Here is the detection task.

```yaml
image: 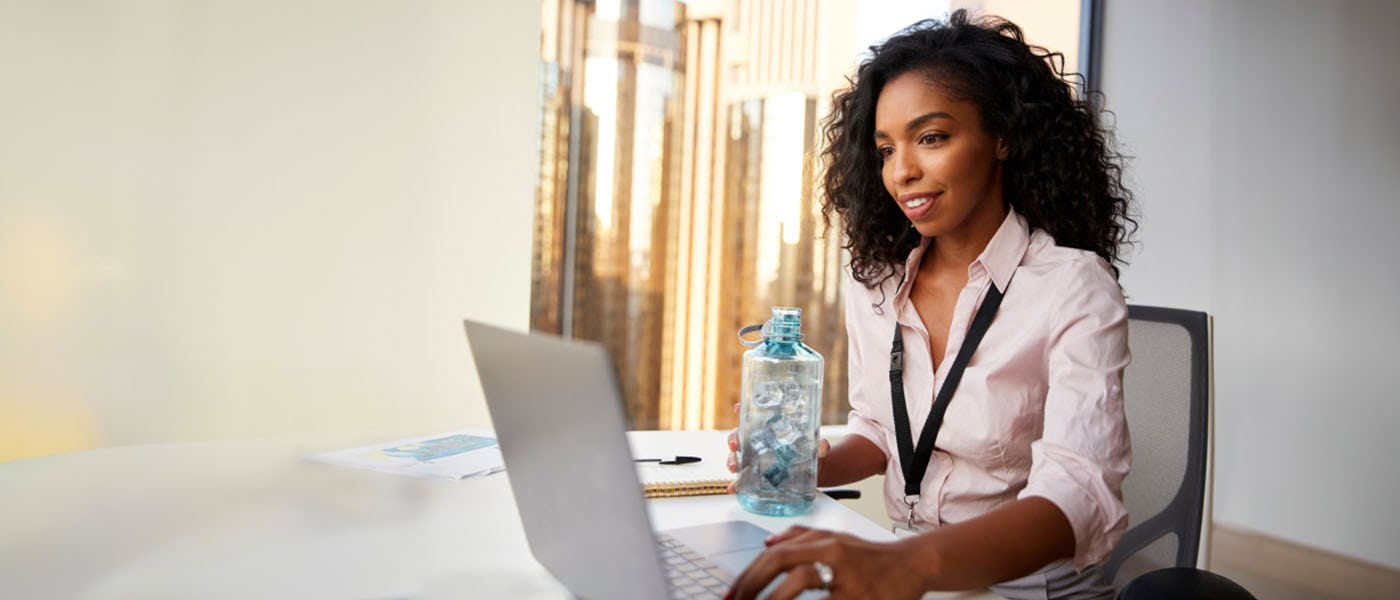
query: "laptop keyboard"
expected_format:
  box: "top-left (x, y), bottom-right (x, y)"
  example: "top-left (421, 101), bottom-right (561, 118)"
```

top-left (657, 532), bottom-right (733, 599)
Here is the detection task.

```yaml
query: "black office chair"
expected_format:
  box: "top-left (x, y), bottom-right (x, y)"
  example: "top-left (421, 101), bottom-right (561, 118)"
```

top-left (1109, 306), bottom-right (1253, 600)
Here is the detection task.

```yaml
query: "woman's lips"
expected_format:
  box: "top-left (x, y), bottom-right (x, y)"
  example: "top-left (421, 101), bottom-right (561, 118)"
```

top-left (899, 192), bottom-right (940, 221)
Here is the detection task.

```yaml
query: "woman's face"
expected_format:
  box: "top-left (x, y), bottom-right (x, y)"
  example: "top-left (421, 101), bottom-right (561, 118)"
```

top-left (874, 72), bottom-right (1006, 239)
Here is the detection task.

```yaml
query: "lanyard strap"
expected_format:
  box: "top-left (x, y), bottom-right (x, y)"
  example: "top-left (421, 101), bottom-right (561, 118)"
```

top-left (889, 283), bottom-right (1004, 499)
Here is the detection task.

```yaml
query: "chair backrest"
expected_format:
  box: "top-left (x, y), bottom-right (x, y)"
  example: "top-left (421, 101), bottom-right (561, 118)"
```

top-left (1104, 306), bottom-right (1212, 587)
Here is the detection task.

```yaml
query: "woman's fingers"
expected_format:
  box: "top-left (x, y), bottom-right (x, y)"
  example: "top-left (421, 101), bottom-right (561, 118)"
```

top-left (730, 532), bottom-right (845, 600)
top-left (731, 531), bottom-right (915, 600)
top-left (727, 402), bottom-right (741, 493)
top-left (727, 428), bottom-right (739, 477)
top-left (729, 539), bottom-right (824, 600)
top-left (764, 525), bottom-right (812, 546)
top-left (757, 563), bottom-right (826, 600)
top-left (817, 438), bottom-right (830, 459)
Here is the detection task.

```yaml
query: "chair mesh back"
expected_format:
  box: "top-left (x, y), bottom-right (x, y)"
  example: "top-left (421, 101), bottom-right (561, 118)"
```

top-left (1118, 320), bottom-right (1192, 580)
top-left (1105, 307), bottom-right (1210, 588)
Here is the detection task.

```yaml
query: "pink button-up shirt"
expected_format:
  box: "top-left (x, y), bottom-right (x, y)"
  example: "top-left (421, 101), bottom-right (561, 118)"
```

top-left (843, 208), bottom-right (1131, 569)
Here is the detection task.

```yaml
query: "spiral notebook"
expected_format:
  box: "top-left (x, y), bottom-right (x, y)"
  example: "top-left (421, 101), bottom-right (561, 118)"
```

top-left (635, 461), bottom-right (735, 498)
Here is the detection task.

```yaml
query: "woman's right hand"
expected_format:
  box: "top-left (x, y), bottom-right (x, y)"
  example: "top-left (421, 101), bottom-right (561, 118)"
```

top-left (726, 403), bottom-right (741, 494)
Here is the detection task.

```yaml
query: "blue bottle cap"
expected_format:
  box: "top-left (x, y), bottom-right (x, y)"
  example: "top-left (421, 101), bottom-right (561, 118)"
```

top-left (767, 307), bottom-right (802, 340)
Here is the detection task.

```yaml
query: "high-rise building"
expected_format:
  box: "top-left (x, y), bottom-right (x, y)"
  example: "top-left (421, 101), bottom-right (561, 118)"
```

top-left (667, 0), bottom-right (857, 430)
top-left (535, 0), bottom-right (685, 428)
top-left (534, 0), bottom-right (859, 430)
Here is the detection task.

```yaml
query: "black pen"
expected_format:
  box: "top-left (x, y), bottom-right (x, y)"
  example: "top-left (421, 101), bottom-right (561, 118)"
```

top-left (633, 455), bottom-right (702, 465)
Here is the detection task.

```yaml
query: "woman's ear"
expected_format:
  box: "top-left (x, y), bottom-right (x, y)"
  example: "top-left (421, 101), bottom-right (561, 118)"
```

top-left (996, 139), bottom-right (1009, 160)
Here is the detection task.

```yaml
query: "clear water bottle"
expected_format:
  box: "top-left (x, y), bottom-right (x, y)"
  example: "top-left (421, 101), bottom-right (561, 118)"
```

top-left (736, 307), bottom-right (824, 516)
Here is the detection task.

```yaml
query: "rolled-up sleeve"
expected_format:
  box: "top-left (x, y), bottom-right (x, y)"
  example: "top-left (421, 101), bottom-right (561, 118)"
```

top-left (843, 275), bottom-right (891, 460)
top-left (1018, 258), bottom-right (1132, 570)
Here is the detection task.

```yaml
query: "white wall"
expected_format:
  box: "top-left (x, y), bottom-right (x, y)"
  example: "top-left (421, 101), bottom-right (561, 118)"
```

top-left (0, 0), bottom-right (539, 460)
top-left (1103, 0), bottom-right (1400, 569)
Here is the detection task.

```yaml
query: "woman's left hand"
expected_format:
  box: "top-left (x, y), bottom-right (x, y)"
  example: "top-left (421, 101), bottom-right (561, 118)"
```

top-left (726, 525), bottom-right (930, 600)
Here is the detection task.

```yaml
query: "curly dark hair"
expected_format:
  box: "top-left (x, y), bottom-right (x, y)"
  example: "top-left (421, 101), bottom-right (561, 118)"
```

top-left (821, 9), bottom-right (1136, 290)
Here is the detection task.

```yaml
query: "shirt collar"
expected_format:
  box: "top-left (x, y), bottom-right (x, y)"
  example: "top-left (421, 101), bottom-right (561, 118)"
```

top-left (896, 206), bottom-right (1030, 299)
top-left (894, 236), bottom-right (931, 304)
top-left (975, 206), bottom-right (1030, 292)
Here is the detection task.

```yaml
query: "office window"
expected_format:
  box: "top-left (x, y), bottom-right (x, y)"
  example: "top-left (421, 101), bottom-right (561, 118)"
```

top-left (532, 0), bottom-right (1091, 430)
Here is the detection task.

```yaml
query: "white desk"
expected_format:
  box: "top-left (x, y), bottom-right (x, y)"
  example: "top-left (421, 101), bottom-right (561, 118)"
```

top-left (0, 430), bottom-right (993, 599)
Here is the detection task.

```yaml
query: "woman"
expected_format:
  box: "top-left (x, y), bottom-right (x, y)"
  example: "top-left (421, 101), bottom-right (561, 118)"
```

top-left (725, 10), bottom-right (1136, 600)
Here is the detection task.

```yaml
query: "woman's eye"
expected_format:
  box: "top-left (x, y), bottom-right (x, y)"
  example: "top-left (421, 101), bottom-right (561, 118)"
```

top-left (877, 146), bottom-right (894, 158)
top-left (919, 133), bottom-right (947, 144)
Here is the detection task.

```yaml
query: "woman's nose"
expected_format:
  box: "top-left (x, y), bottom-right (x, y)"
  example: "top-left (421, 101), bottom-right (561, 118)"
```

top-left (891, 150), bottom-right (921, 184)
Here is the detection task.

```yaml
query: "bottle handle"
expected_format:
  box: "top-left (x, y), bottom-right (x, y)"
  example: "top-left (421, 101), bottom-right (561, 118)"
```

top-left (738, 322), bottom-right (766, 348)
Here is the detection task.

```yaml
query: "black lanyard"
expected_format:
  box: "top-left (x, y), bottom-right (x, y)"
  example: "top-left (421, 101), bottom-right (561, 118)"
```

top-left (889, 283), bottom-right (1004, 502)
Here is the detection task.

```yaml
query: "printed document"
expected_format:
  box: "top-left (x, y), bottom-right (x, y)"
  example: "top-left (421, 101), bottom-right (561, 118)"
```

top-left (308, 429), bottom-right (504, 480)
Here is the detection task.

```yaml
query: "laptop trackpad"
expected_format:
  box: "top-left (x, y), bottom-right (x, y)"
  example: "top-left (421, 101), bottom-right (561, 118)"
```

top-left (663, 520), bottom-right (770, 575)
top-left (668, 521), bottom-right (828, 598)
top-left (707, 546), bottom-right (764, 576)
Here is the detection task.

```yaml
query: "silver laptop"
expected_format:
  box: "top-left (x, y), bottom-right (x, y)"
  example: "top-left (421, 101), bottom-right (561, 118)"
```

top-left (465, 320), bottom-right (773, 600)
